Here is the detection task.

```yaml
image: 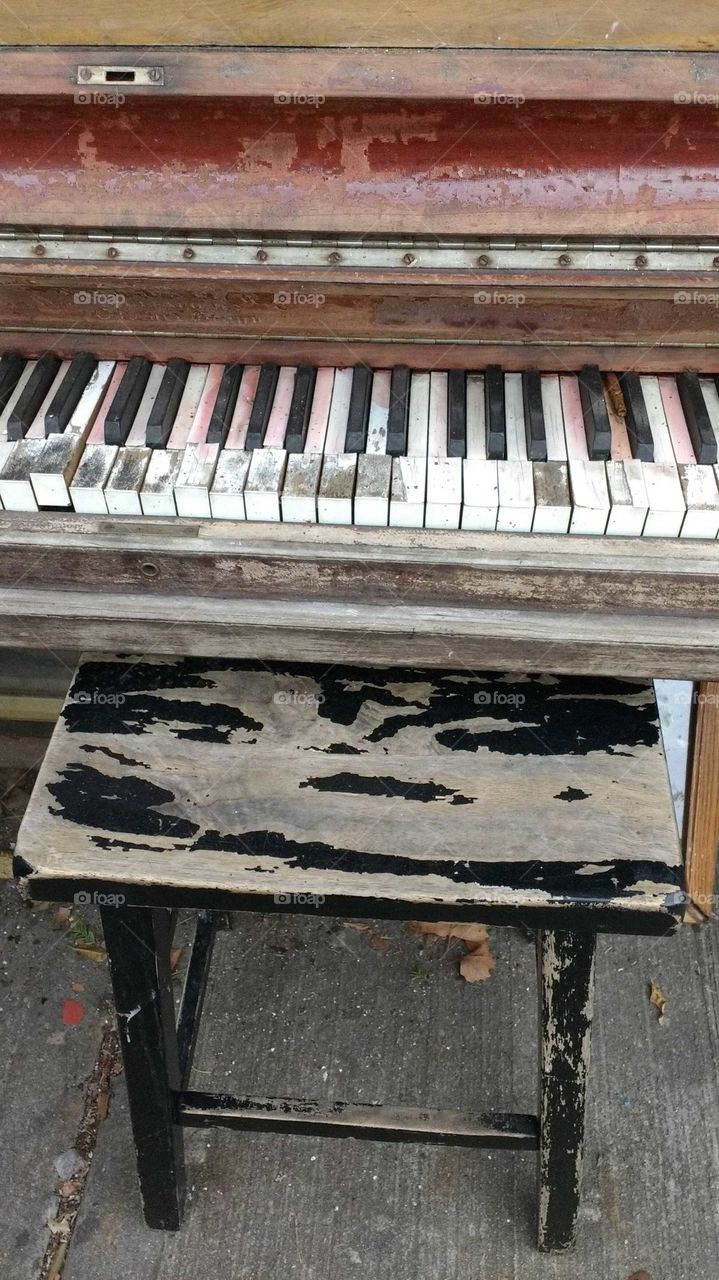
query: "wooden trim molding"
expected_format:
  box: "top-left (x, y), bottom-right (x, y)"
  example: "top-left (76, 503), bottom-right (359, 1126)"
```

top-left (683, 682), bottom-right (719, 914)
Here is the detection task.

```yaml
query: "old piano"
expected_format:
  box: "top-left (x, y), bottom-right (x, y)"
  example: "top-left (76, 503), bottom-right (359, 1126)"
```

top-left (0, 3), bottom-right (718, 905)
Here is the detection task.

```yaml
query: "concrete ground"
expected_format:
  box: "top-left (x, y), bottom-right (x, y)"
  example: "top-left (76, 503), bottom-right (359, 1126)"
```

top-left (1, 665), bottom-right (717, 1280)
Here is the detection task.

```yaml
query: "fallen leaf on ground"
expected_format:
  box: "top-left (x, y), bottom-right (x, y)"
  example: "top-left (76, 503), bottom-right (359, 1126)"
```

top-left (61, 999), bottom-right (85, 1027)
top-left (57, 1179), bottom-right (78, 1198)
top-left (368, 933), bottom-right (391, 952)
top-left (627, 1271), bottom-right (653, 1280)
top-left (72, 944), bottom-right (106, 964)
top-left (344, 922), bottom-right (370, 932)
top-left (648, 981), bottom-right (666, 1024)
top-left (55, 906), bottom-right (72, 926)
top-left (170, 947), bottom-right (183, 971)
top-left (408, 920), bottom-right (495, 983)
top-left (70, 982), bottom-right (84, 993)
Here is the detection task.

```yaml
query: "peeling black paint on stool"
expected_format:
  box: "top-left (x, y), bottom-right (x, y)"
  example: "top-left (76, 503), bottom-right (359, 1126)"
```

top-left (298, 772), bottom-right (475, 804)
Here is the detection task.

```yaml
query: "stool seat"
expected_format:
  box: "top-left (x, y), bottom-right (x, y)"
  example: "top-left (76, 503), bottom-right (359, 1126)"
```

top-left (16, 656), bottom-right (682, 931)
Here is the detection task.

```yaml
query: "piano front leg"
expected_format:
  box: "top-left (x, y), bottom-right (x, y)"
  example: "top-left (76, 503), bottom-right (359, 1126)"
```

top-left (683, 682), bottom-right (719, 916)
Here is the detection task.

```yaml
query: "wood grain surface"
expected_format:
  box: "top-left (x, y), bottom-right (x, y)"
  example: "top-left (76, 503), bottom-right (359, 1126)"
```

top-left (16, 658), bottom-right (681, 918)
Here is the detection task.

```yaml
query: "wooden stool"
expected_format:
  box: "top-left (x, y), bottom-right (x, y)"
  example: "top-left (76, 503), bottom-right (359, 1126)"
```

top-left (14, 656), bottom-right (684, 1252)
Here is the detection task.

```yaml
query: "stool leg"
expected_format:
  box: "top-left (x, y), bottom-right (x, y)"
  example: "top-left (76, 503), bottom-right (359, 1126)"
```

top-left (101, 905), bottom-right (185, 1229)
top-left (537, 929), bottom-right (596, 1252)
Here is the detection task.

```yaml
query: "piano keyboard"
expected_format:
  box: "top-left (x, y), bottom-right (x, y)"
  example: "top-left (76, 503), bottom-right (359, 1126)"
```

top-left (1, 352), bottom-right (719, 538)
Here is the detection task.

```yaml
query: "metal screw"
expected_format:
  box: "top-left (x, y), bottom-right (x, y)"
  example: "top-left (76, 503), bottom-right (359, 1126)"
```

top-left (147, 67), bottom-right (163, 83)
top-left (32, 243), bottom-right (45, 256)
top-left (256, 249), bottom-right (268, 262)
top-left (182, 246), bottom-right (195, 260)
top-left (477, 254), bottom-right (491, 267)
top-left (403, 252), bottom-right (416, 265)
top-left (635, 254), bottom-right (648, 268)
top-left (328, 251), bottom-right (342, 264)
top-left (558, 253), bottom-right (572, 267)
top-left (78, 66), bottom-right (92, 82)
top-left (107, 246), bottom-right (119, 258)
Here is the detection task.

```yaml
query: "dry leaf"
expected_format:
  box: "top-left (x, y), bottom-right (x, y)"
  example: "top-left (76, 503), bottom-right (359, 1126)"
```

top-left (57, 1179), bottom-right (78, 1198)
top-left (70, 982), bottom-right (84, 993)
top-left (648, 981), bottom-right (666, 1024)
top-left (627, 1271), bottom-right (653, 1280)
top-left (55, 906), bottom-right (72, 926)
top-left (345, 922), bottom-right (370, 932)
top-left (368, 933), bottom-right (391, 953)
top-left (407, 921), bottom-right (489, 946)
top-left (459, 943), bottom-right (496, 983)
top-left (97, 1088), bottom-right (110, 1121)
top-left (73, 944), bottom-right (106, 964)
top-left (170, 947), bottom-right (183, 972)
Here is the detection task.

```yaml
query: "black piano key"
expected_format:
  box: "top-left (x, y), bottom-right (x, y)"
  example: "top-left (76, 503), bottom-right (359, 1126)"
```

top-left (618, 371), bottom-right (654, 461)
top-left (206, 362), bottom-right (243, 446)
top-left (245, 363), bottom-right (280, 450)
top-left (521, 370), bottom-right (547, 461)
top-left (104, 356), bottom-right (152, 445)
top-left (484, 365), bottom-right (506, 459)
top-left (577, 364), bottom-right (612, 461)
top-left (344, 364), bottom-right (373, 452)
top-left (677, 373), bottom-right (718, 465)
top-left (0, 352), bottom-right (26, 416)
top-left (447, 369), bottom-right (467, 459)
top-left (44, 351), bottom-right (97, 435)
top-left (284, 364), bottom-right (316, 452)
top-left (386, 365), bottom-right (411, 456)
top-left (146, 358), bottom-right (191, 447)
top-left (7, 353), bottom-right (61, 440)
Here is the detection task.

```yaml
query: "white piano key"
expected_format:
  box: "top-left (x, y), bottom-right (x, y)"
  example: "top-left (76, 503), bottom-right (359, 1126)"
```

top-left (105, 446), bottom-right (152, 515)
top-left (365, 370), bottom-right (391, 454)
top-left (0, 440), bottom-right (15, 504)
top-left (639, 375), bottom-right (676, 464)
top-left (425, 456), bottom-right (462, 529)
top-left (427, 372), bottom-right (448, 458)
top-left (304, 368), bottom-right (334, 454)
top-left (281, 453), bottom-right (322, 523)
top-left (174, 442), bottom-right (220, 518)
top-left (354, 453), bottom-right (391, 525)
top-left (225, 365), bottom-right (260, 450)
top-left (560, 375), bottom-right (588, 461)
top-left (390, 456), bottom-right (426, 528)
top-left (407, 372), bottom-right (430, 456)
top-left (69, 443), bottom-right (118, 513)
top-left (606, 461), bottom-right (648, 536)
top-left (657, 376), bottom-right (696, 464)
top-left (128, 362), bottom-right (166, 445)
top-left (531, 461), bottom-right (571, 533)
top-left (642, 462), bottom-right (686, 537)
top-left (0, 438), bottom-right (45, 509)
top-left (30, 427), bottom-right (87, 507)
top-left (462, 458), bottom-right (498, 530)
top-left (263, 366), bottom-right (296, 448)
top-left (208, 449), bottom-right (251, 520)
top-left (86, 361), bottom-right (128, 444)
top-left (540, 375), bottom-right (567, 461)
top-left (244, 447), bottom-right (287, 521)
top-left (318, 453), bottom-right (356, 525)
top-left (27, 360), bottom-right (72, 440)
top-left (497, 459), bottom-right (534, 532)
top-left (678, 463), bottom-right (719, 539)
top-left (166, 364), bottom-right (210, 448)
top-left (324, 368), bottom-right (353, 453)
top-left (465, 374), bottom-right (486, 459)
top-left (70, 360), bottom-right (116, 430)
top-left (141, 449), bottom-right (183, 517)
top-left (504, 373), bottom-right (527, 460)
top-left (568, 459), bottom-right (610, 535)
top-left (0, 361), bottom-right (37, 439)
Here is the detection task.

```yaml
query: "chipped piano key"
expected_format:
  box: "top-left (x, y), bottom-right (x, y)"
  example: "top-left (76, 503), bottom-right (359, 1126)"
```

top-left (209, 449), bottom-right (252, 520)
top-left (354, 452), bottom-right (392, 526)
top-left (461, 458), bottom-right (498, 531)
top-left (568, 459), bottom-right (610, 535)
top-left (69, 443), bottom-right (118, 514)
top-left (140, 449), bottom-right (184, 517)
top-left (0, 438), bottom-right (47, 509)
top-left (243, 447), bottom-right (287, 521)
top-left (30, 427), bottom-right (89, 507)
top-left (531, 460), bottom-right (572, 533)
top-left (105, 446), bottom-right (152, 515)
top-left (496, 458), bottom-right (534, 532)
top-left (281, 453), bottom-right (322, 523)
top-left (318, 452), bottom-right (356, 525)
top-left (389, 455), bottom-right (426, 528)
top-left (605, 460), bottom-right (648, 536)
top-left (678, 463), bottom-right (719, 538)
